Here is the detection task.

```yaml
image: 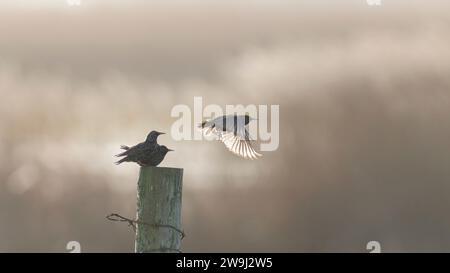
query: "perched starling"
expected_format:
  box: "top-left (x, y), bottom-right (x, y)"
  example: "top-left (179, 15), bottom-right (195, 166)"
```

top-left (199, 114), bottom-right (262, 160)
top-left (141, 145), bottom-right (173, 166)
top-left (115, 130), bottom-right (162, 157)
top-left (115, 131), bottom-right (172, 166)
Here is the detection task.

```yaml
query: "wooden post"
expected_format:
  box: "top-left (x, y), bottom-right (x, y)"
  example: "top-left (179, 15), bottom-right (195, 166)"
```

top-left (135, 166), bottom-right (183, 253)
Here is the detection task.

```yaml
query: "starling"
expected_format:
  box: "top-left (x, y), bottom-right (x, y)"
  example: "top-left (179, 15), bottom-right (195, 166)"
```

top-left (199, 114), bottom-right (262, 160)
top-left (115, 130), bottom-right (162, 157)
top-left (115, 131), bottom-right (173, 166)
top-left (142, 145), bottom-right (173, 166)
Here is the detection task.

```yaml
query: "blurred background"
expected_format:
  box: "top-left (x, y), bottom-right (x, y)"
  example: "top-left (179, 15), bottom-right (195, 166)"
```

top-left (1, 0), bottom-right (450, 252)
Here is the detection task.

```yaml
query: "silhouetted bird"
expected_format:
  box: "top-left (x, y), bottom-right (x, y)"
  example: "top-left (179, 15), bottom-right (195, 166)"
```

top-left (199, 114), bottom-right (262, 160)
top-left (115, 131), bottom-right (173, 166)
top-left (142, 145), bottom-right (173, 166)
top-left (116, 130), bottom-right (162, 157)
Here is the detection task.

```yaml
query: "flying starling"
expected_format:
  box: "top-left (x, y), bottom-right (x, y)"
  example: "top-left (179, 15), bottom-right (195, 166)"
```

top-left (115, 131), bottom-right (173, 166)
top-left (199, 114), bottom-right (262, 160)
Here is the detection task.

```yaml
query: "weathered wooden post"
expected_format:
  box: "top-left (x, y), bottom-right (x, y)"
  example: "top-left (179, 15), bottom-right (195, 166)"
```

top-left (135, 166), bottom-right (183, 253)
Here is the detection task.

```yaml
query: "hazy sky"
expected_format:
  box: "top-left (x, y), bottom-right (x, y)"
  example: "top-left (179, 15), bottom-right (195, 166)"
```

top-left (1, 0), bottom-right (450, 252)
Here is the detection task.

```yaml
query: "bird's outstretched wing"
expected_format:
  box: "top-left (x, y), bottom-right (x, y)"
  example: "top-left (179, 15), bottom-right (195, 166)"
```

top-left (220, 128), bottom-right (262, 160)
top-left (199, 116), bottom-right (262, 159)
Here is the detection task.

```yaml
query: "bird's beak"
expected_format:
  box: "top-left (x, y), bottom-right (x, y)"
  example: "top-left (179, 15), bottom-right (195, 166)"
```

top-left (157, 132), bottom-right (165, 135)
top-left (168, 149), bottom-right (174, 152)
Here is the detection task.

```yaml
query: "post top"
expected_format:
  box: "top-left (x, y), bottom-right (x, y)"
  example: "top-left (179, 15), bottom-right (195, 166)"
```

top-left (140, 166), bottom-right (183, 172)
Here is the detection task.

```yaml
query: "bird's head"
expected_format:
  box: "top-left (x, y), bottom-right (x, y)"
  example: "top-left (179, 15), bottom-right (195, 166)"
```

top-left (146, 130), bottom-right (165, 143)
top-left (160, 145), bottom-right (174, 155)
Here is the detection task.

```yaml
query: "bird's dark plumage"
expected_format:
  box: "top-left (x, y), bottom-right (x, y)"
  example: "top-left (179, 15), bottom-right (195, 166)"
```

top-left (115, 131), bottom-right (163, 157)
top-left (138, 145), bottom-right (173, 166)
top-left (115, 131), bottom-right (172, 166)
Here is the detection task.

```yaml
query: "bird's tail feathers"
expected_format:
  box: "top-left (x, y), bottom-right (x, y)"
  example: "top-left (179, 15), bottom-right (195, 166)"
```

top-left (115, 151), bottom-right (126, 157)
top-left (198, 120), bottom-right (219, 137)
top-left (115, 157), bottom-right (127, 165)
top-left (115, 145), bottom-right (131, 157)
